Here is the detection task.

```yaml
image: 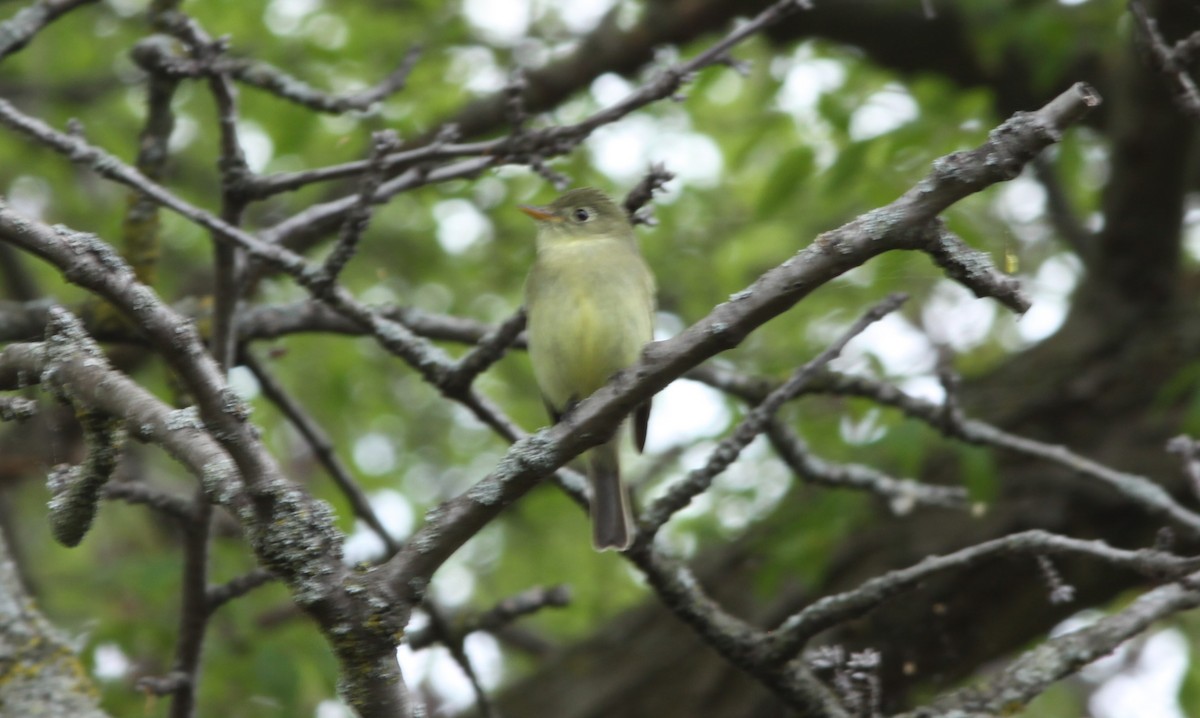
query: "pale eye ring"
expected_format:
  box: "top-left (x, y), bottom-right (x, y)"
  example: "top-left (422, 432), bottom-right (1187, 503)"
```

top-left (573, 207), bottom-right (591, 222)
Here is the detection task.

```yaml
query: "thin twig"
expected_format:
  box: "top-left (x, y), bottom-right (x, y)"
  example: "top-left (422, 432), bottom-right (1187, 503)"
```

top-left (128, 29), bottom-right (421, 115)
top-left (1032, 155), bottom-right (1092, 260)
top-left (238, 301), bottom-right (503, 345)
top-left (1130, 0), bottom-right (1200, 119)
top-left (441, 308), bottom-right (527, 395)
top-left (207, 568), bottom-right (275, 614)
top-left (700, 365), bottom-right (1200, 540)
top-left (1166, 434), bottom-right (1200, 505)
top-left (896, 567), bottom-right (1200, 717)
top-left (0, 0), bottom-right (99, 62)
top-left (253, 0), bottom-right (814, 245)
top-left (423, 603), bottom-right (499, 718)
top-left (638, 294), bottom-right (908, 539)
top-left (102, 482), bottom-right (196, 522)
top-left (621, 539), bottom-right (849, 715)
top-left (169, 495), bottom-right (212, 718)
top-left (164, 10), bottom-right (251, 371)
top-left (623, 163), bottom-right (675, 226)
top-left (765, 529), bottom-right (1200, 663)
top-left (0, 100), bottom-right (460, 398)
top-left (313, 130), bottom-right (401, 293)
top-left (405, 585), bottom-right (571, 650)
top-left (764, 419), bottom-right (969, 512)
top-left (243, 351), bottom-right (400, 555)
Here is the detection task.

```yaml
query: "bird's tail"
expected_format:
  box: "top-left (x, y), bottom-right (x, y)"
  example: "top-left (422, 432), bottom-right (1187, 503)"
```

top-left (588, 439), bottom-right (634, 551)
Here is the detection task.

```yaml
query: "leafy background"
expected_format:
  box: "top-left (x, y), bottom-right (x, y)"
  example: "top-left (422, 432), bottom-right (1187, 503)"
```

top-left (0, 0), bottom-right (1194, 716)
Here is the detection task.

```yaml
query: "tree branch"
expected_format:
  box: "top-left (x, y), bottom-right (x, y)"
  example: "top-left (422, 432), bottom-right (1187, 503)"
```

top-left (0, 530), bottom-right (112, 718)
top-left (898, 568), bottom-right (1200, 717)
top-left (766, 530), bottom-right (1199, 663)
top-left (386, 82), bottom-right (1099, 595)
top-left (0, 0), bottom-right (98, 62)
top-left (638, 293), bottom-right (908, 539)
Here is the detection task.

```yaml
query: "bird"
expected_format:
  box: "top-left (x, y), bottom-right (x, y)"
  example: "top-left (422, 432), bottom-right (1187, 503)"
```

top-left (521, 187), bottom-right (656, 551)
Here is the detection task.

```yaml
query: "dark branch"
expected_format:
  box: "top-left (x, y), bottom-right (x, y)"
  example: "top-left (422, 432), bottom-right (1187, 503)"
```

top-left (0, 0), bottom-right (98, 62)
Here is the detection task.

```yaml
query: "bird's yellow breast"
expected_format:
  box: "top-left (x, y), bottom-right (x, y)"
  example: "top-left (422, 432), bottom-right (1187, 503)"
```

top-left (524, 237), bottom-right (655, 411)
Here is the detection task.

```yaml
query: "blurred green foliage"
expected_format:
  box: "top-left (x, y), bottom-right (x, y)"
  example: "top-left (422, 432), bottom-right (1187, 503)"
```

top-left (3, 0), bottom-right (1192, 716)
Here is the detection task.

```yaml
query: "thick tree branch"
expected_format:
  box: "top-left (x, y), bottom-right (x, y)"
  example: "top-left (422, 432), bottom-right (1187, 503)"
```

top-left (0, 530), bottom-right (112, 718)
top-left (0, 340), bottom-right (231, 498)
top-left (0, 212), bottom-right (410, 717)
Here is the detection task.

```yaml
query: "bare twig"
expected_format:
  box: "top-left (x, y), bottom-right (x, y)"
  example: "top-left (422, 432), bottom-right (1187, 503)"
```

top-left (207, 568), bottom-right (275, 614)
top-left (129, 27), bottom-right (421, 115)
top-left (121, 38), bottom-right (178, 288)
top-left (0, 101), bottom-right (460, 401)
top-left (254, 0), bottom-right (813, 248)
top-left (245, 137), bottom-right (498, 201)
top-left (0, 0), bottom-right (99, 62)
top-left (934, 397), bottom-right (1200, 537)
top-left (102, 482), bottom-right (196, 523)
top-left (1130, 0), bottom-right (1200, 119)
top-left (1032, 155), bottom-right (1093, 260)
top-left (405, 585), bottom-right (571, 650)
top-left (703, 366), bottom-right (1200, 539)
top-left (164, 11), bottom-right (252, 373)
top-left (623, 163), bottom-right (675, 226)
top-left (897, 568), bottom-right (1200, 717)
top-left (169, 494), bottom-right (212, 718)
top-left (638, 294), bottom-right (908, 538)
top-left (423, 604), bottom-right (498, 718)
top-left (621, 541), bottom-right (849, 715)
top-left (765, 529), bottom-right (1200, 663)
top-left (243, 351), bottom-right (400, 555)
top-left (441, 308), bottom-right (527, 396)
top-left (312, 130), bottom-right (401, 293)
top-left (1166, 434), bottom-right (1200, 504)
top-left (238, 301), bottom-right (503, 345)
top-left (765, 419), bottom-right (969, 512)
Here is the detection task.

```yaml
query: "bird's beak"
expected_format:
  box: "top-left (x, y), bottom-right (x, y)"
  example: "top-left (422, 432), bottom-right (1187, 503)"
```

top-left (519, 205), bottom-right (561, 222)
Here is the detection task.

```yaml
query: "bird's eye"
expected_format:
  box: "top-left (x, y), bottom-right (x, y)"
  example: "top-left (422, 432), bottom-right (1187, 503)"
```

top-left (572, 207), bottom-right (591, 222)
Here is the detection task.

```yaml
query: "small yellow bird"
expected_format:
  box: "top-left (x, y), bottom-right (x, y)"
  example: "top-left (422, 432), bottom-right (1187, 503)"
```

top-left (521, 188), bottom-right (656, 551)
